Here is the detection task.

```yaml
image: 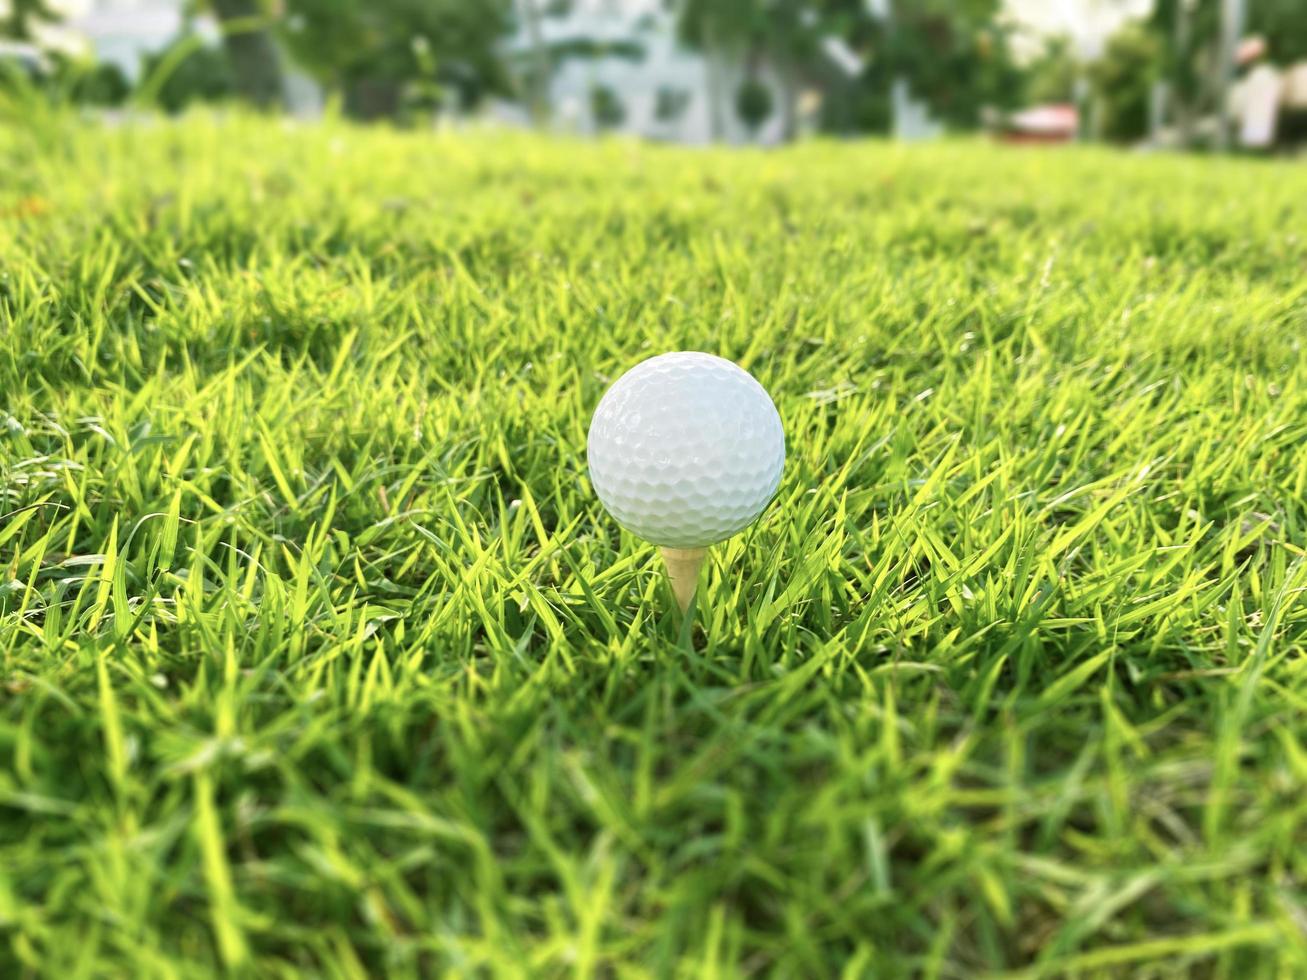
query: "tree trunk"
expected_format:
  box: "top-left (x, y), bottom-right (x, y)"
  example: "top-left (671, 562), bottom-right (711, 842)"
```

top-left (703, 17), bottom-right (725, 141)
top-left (209, 0), bottom-right (285, 109)
top-left (777, 60), bottom-right (799, 142)
top-left (1215, 0), bottom-right (1247, 150)
top-left (521, 0), bottom-right (551, 126)
top-left (1173, 0), bottom-right (1194, 144)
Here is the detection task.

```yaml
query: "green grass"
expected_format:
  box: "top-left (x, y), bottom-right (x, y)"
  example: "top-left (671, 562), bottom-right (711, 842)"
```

top-left (2, 114), bottom-right (1306, 977)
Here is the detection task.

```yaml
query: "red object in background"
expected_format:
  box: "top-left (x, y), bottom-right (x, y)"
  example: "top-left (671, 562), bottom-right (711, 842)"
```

top-left (998, 104), bottom-right (1079, 144)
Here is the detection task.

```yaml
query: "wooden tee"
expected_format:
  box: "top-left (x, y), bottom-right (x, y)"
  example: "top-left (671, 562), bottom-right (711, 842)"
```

top-left (659, 547), bottom-right (707, 614)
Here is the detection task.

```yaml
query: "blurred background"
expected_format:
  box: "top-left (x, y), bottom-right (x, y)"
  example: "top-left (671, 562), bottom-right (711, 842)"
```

top-left (2, 0), bottom-right (1305, 152)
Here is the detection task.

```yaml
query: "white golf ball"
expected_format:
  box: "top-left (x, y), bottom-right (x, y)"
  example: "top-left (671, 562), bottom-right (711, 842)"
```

top-left (587, 352), bottom-right (785, 549)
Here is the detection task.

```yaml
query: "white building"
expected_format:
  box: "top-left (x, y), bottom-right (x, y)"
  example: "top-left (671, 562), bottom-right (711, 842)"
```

top-left (46, 0), bottom-right (211, 81)
top-left (500, 0), bottom-right (802, 145)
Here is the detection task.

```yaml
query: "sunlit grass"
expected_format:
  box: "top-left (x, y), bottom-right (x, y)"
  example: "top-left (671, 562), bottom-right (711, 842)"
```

top-left (2, 115), bottom-right (1306, 976)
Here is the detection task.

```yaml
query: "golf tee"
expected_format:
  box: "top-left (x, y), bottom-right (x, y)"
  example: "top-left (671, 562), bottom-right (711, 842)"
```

top-left (660, 547), bottom-right (707, 614)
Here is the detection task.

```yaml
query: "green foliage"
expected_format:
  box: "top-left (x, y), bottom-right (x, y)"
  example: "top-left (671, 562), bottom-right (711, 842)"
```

top-left (654, 85), bottom-right (690, 123)
top-left (2, 117), bottom-right (1306, 975)
top-left (1023, 35), bottom-right (1079, 106)
top-left (0, 52), bottom-right (131, 110)
top-left (884, 0), bottom-right (1022, 128)
top-left (540, 36), bottom-right (645, 63)
top-left (589, 83), bottom-right (624, 130)
top-left (822, 59), bottom-right (891, 134)
top-left (834, 0), bottom-right (1021, 133)
top-left (1091, 23), bottom-right (1162, 143)
top-left (1147, 0), bottom-right (1307, 133)
top-left (53, 55), bottom-right (132, 107)
top-left (280, 0), bottom-right (512, 115)
top-left (1152, 0), bottom-right (1307, 75)
top-left (0, 0), bottom-right (59, 42)
top-left (141, 36), bottom-right (234, 114)
top-left (734, 77), bottom-right (773, 132)
top-left (1251, 0), bottom-right (1307, 62)
top-left (678, 0), bottom-right (871, 66)
top-left (676, 0), bottom-right (769, 52)
top-left (207, 0), bottom-right (285, 109)
top-left (1148, 0), bottom-right (1219, 95)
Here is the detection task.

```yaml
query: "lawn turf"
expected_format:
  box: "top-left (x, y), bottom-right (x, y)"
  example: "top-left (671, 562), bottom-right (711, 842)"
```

top-left (2, 115), bottom-right (1306, 977)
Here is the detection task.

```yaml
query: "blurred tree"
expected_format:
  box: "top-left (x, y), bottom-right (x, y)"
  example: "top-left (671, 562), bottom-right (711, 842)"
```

top-left (676, 0), bottom-right (871, 141)
top-left (207, 0), bottom-right (285, 108)
top-left (1, 0), bottom-right (59, 42)
top-left (654, 85), bottom-right (690, 124)
top-left (143, 35), bottom-right (235, 113)
top-left (819, 0), bottom-right (1019, 134)
top-left (1090, 21), bottom-right (1162, 142)
top-left (1147, 0), bottom-right (1220, 139)
top-left (60, 58), bottom-right (131, 106)
top-left (1251, 0), bottom-right (1307, 62)
top-left (735, 77), bottom-right (773, 133)
top-left (1152, 0), bottom-right (1307, 70)
top-left (875, 0), bottom-right (1022, 130)
top-left (1148, 0), bottom-right (1307, 142)
top-left (282, 0), bottom-right (512, 120)
top-left (1023, 35), bottom-right (1078, 105)
top-left (589, 83), bottom-right (624, 130)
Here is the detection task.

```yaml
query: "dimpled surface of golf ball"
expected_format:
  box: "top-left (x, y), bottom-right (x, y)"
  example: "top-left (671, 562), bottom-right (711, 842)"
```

top-left (587, 352), bottom-right (785, 549)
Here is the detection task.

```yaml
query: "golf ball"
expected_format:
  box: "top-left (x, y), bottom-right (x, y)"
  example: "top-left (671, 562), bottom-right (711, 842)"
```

top-left (587, 352), bottom-right (785, 549)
